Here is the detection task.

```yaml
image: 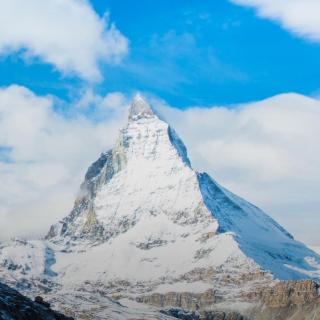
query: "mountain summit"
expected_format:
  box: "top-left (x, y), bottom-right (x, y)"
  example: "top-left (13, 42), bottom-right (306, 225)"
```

top-left (45, 95), bottom-right (320, 285)
top-left (1, 96), bottom-right (319, 316)
top-left (129, 93), bottom-right (155, 121)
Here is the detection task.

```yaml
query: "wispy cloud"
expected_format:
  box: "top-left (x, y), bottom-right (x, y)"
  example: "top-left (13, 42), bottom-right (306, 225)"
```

top-left (230, 0), bottom-right (320, 42)
top-left (0, 0), bottom-right (129, 81)
top-left (154, 93), bottom-right (320, 246)
top-left (0, 85), bottom-right (128, 239)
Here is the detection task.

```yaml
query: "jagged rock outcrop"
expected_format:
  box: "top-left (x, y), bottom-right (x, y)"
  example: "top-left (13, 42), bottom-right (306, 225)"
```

top-left (0, 282), bottom-right (73, 320)
top-left (262, 280), bottom-right (319, 308)
top-left (201, 311), bottom-right (249, 320)
top-left (140, 280), bottom-right (320, 320)
top-left (242, 280), bottom-right (320, 320)
top-left (137, 289), bottom-right (218, 310)
top-left (161, 308), bottom-right (250, 320)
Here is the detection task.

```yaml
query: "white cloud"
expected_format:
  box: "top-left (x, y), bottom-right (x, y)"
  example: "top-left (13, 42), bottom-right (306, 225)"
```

top-left (0, 0), bottom-right (129, 81)
top-left (1, 86), bottom-right (320, 248)
top-left (311, 246), bottom-right (320, 254)
top-left (75, 88), bottom-right (128, 116)
top-left (155, 93), bottom-right (320, 246)
top-left (230, 0), bottom-right (320, 42)
top-left (0, 85), bottom-right (128, 239)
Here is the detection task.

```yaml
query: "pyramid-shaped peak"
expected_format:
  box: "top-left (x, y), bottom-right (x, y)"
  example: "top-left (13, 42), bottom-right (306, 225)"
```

top-left (129, 94), bottom-right (155, 121)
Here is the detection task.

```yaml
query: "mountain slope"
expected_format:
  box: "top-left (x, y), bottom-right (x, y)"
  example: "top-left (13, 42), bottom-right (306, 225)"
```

top-left (45, 95), bottom-right (320, 288)
top-left (198, 173), bottom-right (320, 280)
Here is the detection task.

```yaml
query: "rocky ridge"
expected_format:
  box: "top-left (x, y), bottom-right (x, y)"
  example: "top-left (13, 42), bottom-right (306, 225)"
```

top-left (248, 280), bottom-right (320, 320)
top-left (0, 281), bottom-right (72, 320)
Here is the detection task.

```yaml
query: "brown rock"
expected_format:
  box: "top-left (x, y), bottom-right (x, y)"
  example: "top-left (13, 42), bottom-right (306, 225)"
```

top-left (137, 289), bottom-right (219, 310)
top-left (261, 280), bottom-right (319, 308)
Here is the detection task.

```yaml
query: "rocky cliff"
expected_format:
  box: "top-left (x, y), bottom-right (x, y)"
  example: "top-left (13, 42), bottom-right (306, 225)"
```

top-left (262, 280), bottom-right (319, 308)
top-left (249, 280), bottom-right (320, 320)
top-left (137, 280), bottom-right (320, 320)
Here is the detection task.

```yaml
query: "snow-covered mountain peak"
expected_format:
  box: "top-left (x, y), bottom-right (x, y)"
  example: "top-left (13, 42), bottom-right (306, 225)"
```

top-left (46, 96), bottom-right (193, 243)
top-left (129, 93), bottom-right (155, 121)
top-left (41, 95), bottom-right (320, 301)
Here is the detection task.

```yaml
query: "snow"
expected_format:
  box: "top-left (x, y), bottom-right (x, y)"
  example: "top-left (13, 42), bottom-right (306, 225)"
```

top-left (0, 239), bottom-right (49, 277)
top-left (50, 227), bottom-right (246, 289)
top-left (284, 256), bottom-right (320, 279)
top-left (94, 116), bottom-right (207, 231)
top-left (44, 289), bottom-right (176, 319)
top-left (310, 246), bottom-right (320, 255)
top-left (198, 173), bottom-right (320, 280)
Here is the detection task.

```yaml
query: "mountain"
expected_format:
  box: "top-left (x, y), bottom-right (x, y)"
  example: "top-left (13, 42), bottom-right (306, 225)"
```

top-left (47, 94), bottom-right (319, 278)
top-left (0, 95), bottom-right (319, 318)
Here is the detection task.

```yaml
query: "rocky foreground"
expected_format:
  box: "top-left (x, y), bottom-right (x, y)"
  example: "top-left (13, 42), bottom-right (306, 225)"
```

top-left (0, 282), bottom-right (73, 320)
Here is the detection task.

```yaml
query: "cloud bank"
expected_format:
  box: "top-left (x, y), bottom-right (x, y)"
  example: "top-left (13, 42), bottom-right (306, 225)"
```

top-left (231, 0), bottom-right (320, 42)
top-left (155, 93), bottom-right (320, 246)
top-left (0, 0), bottom-right (128, 81)
top-left (0, 86), bottom-right (319, 247)
top-left (0, 85), bottom-right (128, 239)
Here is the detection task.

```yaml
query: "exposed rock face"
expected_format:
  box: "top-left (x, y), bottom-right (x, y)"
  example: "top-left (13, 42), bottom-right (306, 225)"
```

top-left (0, 282), bottom-right (72, 320)
top-left (137, 289), bottom-right (218, 310)
top-left (251, 304), bottom-right (320, 320)
top-left (201, 312), bottom-right (249, 320)
top-left (242, 280), bottom-right (320, 320)
top-left (128, 93), bottom-right (155, 121)
top-left (161, 308), bottom-right (250, 320)
top-left (137, 280), bottom-right (320, 320)
top-left (262, 280), bottom-right (320, 308)
top-left (135, 280), bottom-right (320, 320)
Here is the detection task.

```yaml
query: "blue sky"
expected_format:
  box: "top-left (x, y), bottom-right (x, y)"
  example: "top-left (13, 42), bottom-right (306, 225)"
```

top-left (1, 0), bottom-right (319, 107)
